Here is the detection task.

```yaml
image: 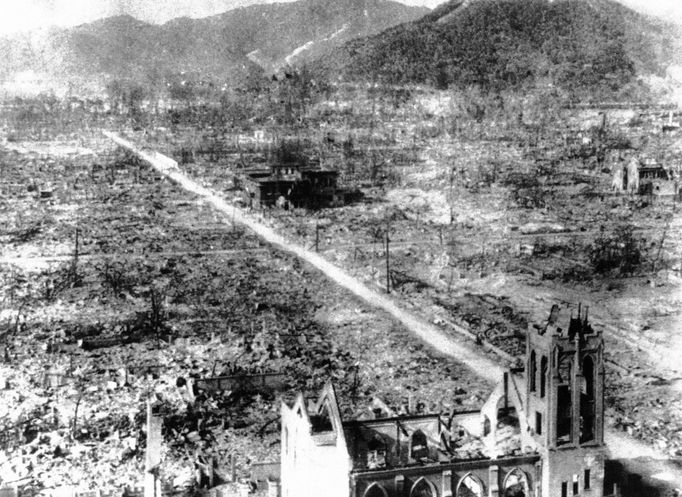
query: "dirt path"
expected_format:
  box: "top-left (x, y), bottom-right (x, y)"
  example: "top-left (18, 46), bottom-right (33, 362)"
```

top-left (104, 131), bottom-right (682, 490)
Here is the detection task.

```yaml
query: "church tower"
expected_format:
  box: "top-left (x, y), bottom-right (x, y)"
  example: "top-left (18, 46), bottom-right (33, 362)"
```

top-left (525, 304), bottom-right (606, 497)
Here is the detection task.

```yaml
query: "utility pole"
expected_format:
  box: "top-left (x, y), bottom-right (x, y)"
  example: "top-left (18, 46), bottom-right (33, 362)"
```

top-left (71, 226), bottom-right (80, 284)
top-left (385, 229), bottom-right (390, 294)
top-left (653, 193), bottom-right (676, 273)
top-left (315, 222), bottom-right (320, 252)
top-left (74, 227), bottom-right (79, 260)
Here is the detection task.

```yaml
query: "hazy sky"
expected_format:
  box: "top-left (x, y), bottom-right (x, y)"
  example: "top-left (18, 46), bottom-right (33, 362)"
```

top-left (0, 0), bottom-right (680, 35)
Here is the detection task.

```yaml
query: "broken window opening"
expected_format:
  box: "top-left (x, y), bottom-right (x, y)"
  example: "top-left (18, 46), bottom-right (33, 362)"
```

top-left (535, 412), bottom-right (542, 435)
top-left (411, 478), bottom-right (435, 497)
top-left (580, 355), bottom-right (596, 443)
top-left (364, 482), bottom-right (388, 497)
top-left (503, 468), bottom-right (529, 497)
top-left (557, 384), bottom-right (572, 445)
top-left (310, 401), bottom-right (334, 433)
top-left (457, 474), bottom-right (484, 497)
top-left (367, 434), bottom-right (387, 469)
top-left (410, 430), bottom-right (429, 461)
top-left (497, 396), bottom-right (520, 431)
top-left (540, 355), bottom-right (548, 398)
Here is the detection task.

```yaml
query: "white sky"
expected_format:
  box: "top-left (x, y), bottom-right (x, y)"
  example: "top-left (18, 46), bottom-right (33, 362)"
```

top-left (0, 0), bottom-right (679, 35)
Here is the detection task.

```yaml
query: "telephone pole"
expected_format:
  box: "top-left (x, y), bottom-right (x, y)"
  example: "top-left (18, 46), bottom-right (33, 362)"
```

top-left (385, 230), bottom-right (390, 294)
top-left (315, 222), bottom-right (321, 252)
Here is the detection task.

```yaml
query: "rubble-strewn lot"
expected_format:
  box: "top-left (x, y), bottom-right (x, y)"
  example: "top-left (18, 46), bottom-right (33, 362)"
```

top-left (0, 135), bottom-right (491, 495)
top-left (149, 85), bottom-right (682, 457)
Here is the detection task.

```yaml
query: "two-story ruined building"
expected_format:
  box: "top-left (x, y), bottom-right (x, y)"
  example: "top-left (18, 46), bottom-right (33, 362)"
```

top-left (281, 304), bottom-right (607, 497)
top-left (238, 160), bottom-right (342, 209)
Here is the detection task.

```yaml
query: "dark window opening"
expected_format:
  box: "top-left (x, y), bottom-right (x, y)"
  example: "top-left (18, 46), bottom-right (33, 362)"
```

top-left (557, 385), bottom-right (572, 445)
top-left (583, 356), bottom-right (595, 399)
top-left (497, 396), bottom-right (520, 431)
top-left (310, 403), bottom-right (334, 433)
top-left (367, 435), bottom-right (387, 469)
top-left (580, 356), bottom-right (596, 443)
top-left (484, 415), bottom-right (491, 436)
top-left (411, 479), bottom-right (434, 497)
top-left (584, 469), bottom-right (591, 490)
top-left (365, 483), bottom-right (388, 497)
top-left (573, 475), bottom-right (579, 495)
top-left (540, 356), bottom-right (548, 398)
top-left (411, 430), bottom-right (428, 460)
top-left (535, 412), bottom-right (542, 435)
top-left (561, 482), bottom-right (568, 497)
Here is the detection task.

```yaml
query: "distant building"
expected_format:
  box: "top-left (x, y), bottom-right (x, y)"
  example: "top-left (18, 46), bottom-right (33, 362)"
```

top-left (238, 160), bottom-right (347, 209)
top-left (281, 305), bottom-right (608, 497)
top-left (611, 157), bottom-right (678, 196)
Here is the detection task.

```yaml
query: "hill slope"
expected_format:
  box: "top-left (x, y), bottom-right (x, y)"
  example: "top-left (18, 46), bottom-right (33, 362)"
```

top-left (317, 0), bottom-right (682, 95)
top-left (0, 0), bottom-right (428, 84)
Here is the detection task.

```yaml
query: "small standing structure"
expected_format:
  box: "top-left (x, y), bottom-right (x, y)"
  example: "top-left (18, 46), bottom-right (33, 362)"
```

top-left (611, 156), bottom-right (677, 196)
top-left (145, 401), bottom-right (162, 497)
top-left (239, 161), bottom-right (343, 209)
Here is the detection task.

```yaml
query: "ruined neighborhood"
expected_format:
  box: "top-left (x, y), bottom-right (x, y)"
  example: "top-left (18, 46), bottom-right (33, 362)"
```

top-left (1, 0), bottom-right (682, 496)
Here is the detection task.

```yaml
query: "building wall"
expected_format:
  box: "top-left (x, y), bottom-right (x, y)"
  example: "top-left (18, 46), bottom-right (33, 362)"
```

top-left (281, 391), bottom-right (351, 497)
top-left (351, 455), bottom-right (540, 497)
top-left (543, 447), bottom-right (606, 497)
top-left (344, 416), bottom-right (442, 470)
top-left (641, 179), bottom-right (678, 196)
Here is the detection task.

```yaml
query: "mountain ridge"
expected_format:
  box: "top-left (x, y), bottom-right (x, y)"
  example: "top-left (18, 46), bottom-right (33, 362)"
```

top-left (314, 0), bottom-right (682, 97)
top-left (0, 0), bottom-right (429, 86)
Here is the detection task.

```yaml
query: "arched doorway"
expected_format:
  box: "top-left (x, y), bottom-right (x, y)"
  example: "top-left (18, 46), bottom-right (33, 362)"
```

top-left (503, 469), bottom-right (529, 497)
top-left (456, 474), bottom-right (484, 497)
top-left (364, 482), bottom-right (388, 497)
top-left (410, 477), bottom-right (436, 497)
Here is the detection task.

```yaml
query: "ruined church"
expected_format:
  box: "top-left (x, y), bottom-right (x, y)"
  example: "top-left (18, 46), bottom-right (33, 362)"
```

top-left (280, 304), bottom-right (607, 497)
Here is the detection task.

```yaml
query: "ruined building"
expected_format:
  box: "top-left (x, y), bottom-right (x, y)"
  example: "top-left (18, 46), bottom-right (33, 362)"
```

top-left (239, 161), bottom-right (342, 209)
top-left (280, 305), bottom-right (607, 497)
top-left (611, 157), bottom-right (678, 196)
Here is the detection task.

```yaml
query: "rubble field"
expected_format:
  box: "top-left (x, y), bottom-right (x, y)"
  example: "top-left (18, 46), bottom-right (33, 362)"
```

top-left (151, 85), bottom-right (682, 458)
top-left (0, 135), bottom-right (491, 495)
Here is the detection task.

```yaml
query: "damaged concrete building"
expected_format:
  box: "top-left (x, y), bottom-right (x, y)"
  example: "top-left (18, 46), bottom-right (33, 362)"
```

top-left (280, 305), bottom-right (608, 497)
top-left (237, 160), bottom-right (345, 209)
top-left (611, 157), bottom-right (679, 196)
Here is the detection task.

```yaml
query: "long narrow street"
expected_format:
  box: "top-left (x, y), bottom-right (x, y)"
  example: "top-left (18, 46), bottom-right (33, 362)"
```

top-left (105, 131), bottom-right (682, 492)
